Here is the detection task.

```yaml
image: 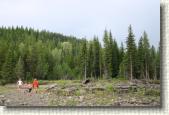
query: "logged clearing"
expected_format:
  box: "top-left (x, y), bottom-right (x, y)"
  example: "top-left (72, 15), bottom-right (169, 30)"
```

top-left (0, 79), bottom-right (160, 106)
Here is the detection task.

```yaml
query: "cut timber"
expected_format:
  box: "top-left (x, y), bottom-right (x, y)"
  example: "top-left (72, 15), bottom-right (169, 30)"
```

top-left (45, 84), bottom-right (57, 91)
top-left (115, 84), bottom-right (138, 93)
top-left (90, 87), bottom-right (106, 91)
top-left (115, 85), bottom-right (130, 93)
top-left (84, 86), bottom-right (106, 92)
top-left (64, 87), bottom-right (77, 96)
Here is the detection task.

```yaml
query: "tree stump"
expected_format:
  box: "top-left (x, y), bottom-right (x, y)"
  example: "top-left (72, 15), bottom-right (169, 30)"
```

top-left (82, 79), bottom-right (90, 84)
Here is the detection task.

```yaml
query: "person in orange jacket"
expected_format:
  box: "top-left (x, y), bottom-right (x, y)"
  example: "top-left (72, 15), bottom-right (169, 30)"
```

top-left (32, 78), bottom-right (39, 93)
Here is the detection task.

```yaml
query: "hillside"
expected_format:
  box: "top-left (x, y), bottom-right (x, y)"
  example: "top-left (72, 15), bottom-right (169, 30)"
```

top-left (0, 26), bottom-right (160, 85)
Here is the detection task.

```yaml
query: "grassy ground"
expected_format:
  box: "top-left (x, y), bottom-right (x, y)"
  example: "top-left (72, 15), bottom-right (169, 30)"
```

top-left (45, 79), bottom-right (160, 106)
top-left (0, 86), bottom-right (13, 94)
top-left (0, 86), bottom-right (8, 94)
top-left (0, 79), bottom-right (160, 106)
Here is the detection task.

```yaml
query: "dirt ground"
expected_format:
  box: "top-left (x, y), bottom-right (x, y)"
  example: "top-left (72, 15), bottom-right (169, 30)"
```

top-left (0, 80), bottom-right (160, 107)
top-left (0, 84), bottom-right (49, 106)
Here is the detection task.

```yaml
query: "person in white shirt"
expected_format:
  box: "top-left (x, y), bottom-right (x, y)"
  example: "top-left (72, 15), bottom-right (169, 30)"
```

top-left (17, 78), bottom-right (23, 90)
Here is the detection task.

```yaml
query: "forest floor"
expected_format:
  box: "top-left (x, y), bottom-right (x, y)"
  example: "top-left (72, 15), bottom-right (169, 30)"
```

top-left (0, 79), bottom-right (160, 107)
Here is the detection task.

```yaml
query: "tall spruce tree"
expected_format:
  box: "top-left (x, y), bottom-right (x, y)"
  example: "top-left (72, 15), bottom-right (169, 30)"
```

top-left (108, 32), bottom-right (114, 78)
top-left (126, 25), bottom-right (137, 80)
top-left (149, 45), bottom-right (157, 80)
top-left (93, 37), bottom-right (101, 79)
top-left (112, 39), bottom-right (119, 77)
top-left (86, 41), bottom-right (94, 78)
top-left (80, 39), bottom-right (87, 80)
top-left (137, 37), bottom-right (144, 79)
top-left (103, 30), bottom-right (110, 78)
top-left (142, 31), bottom-right (150, 80)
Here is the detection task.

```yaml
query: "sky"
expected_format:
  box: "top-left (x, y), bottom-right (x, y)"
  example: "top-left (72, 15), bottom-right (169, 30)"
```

top-left (0, 0), bottom-right (160, 47)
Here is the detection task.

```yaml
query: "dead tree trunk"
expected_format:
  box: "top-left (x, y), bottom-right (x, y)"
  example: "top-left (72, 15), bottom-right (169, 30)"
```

top-left (154, 65), bottom-right (157, 80)
top-left (84, 62), bottom-right (86, 80)
top-left (130, 55), bottom-right (133, 81)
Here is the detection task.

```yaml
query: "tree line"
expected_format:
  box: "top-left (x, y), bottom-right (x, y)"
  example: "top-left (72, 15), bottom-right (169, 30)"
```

top-left (0, 25), bottom-right (160, 85)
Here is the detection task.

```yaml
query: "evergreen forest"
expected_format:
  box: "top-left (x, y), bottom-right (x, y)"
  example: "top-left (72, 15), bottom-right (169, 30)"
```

top-left (0, 25), bottom-right (160, 85)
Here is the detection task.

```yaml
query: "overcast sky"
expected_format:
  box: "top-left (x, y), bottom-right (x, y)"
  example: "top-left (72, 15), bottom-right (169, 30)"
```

top-left (0, 0), bottom-right (159, 47)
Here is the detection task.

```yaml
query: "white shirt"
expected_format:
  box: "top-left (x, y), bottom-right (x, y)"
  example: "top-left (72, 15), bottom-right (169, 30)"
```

top-left (17, 80), bottom-right (23, 85)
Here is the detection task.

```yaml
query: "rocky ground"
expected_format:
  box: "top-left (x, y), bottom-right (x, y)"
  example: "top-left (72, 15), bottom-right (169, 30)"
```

top-left (0, 84), bottom-right (48, 106)
top-left (0, 79), bottom-right (160, 107)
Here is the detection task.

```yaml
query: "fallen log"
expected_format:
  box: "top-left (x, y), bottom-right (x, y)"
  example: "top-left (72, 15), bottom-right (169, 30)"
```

top-left (114, 84), bottom-right (138, 93)
top-left (64, 87), bottom-right (78, 96)
top-left (45, 84), bottom-right (57, 91)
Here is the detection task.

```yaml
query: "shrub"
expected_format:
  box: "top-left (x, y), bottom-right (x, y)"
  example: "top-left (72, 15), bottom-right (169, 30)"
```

top-left (144, 89), bottom-right (160, 96)
top-left (75, 90), bottom-right (81, 96)
top-left (106, 84), bottom-right (115, 92)
top-left (149, 80), bottom-right (160, 84)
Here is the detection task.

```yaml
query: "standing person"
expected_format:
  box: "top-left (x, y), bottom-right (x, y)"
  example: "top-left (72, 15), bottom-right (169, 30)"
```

top-left (17, 78), bottom-right (23, 90)
top-left (32, 78), bottom-right (39, 93)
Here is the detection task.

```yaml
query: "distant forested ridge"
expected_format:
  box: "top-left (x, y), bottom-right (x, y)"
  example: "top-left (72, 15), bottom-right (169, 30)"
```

top-left (0, 25), bottom-right (160, 84)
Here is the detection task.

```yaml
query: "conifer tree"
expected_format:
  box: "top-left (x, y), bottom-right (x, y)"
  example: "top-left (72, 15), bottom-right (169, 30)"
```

top-left (80, 39), bottom-right (87, 80)
top-left (86, 41), bottom-right (94, 78)
top-left (126, 25), bottom-right (137, 80)
top-left (0, 26), bottom-right (160, 83)
top-left (149, 45), bottom-right (157, 80)
top-left (137, 37), bottom-right (144, 79)
top-left (15, 56), bottom-right (24, 80)
top-left (1, 48), bottom-right (16, 83)
top-left (93, 37), bottom-right (101, 79)
top-left (103, 30), bottom-right (110, 78)
top-left (142, 31), bottom-right (150, 80)
top-left (156, 45), bottom-right (160, 80)
top-left (112, 39), bottom-right (119, 77)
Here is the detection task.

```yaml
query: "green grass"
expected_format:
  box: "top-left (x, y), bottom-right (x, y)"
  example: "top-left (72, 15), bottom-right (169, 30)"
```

top-left (38, 78), bottom-right (129, 86)
top-left (0, 86), bottom-right (12, 94)
top-left (144, 89), bottom-right (160, 96)
top-left (41, 79), bottom-right (160, 106)
top-left (66, 99), bottom-right (78, 106)
top-left (75, 90), bottom-right (81, 96)
top-left (105, 84), bottom-right (114, 92)
top-left (148, 80), bottom-right (160, 84)
top-left (52, 80), bottom-right (73, 86)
